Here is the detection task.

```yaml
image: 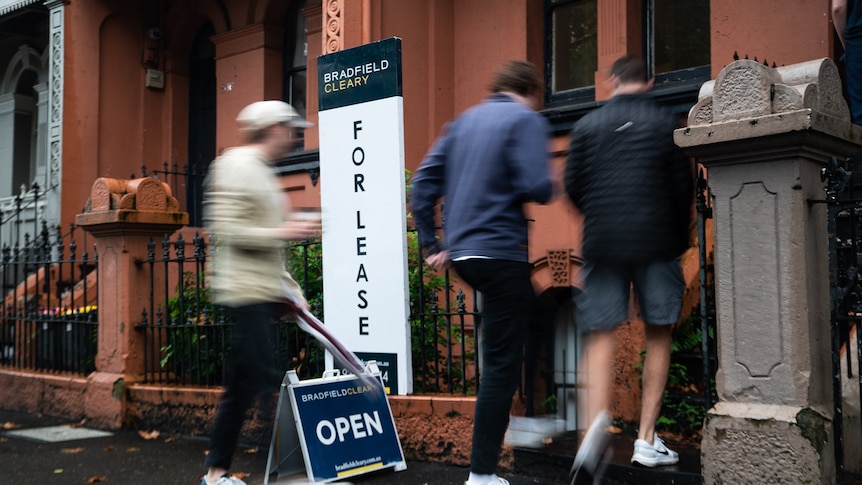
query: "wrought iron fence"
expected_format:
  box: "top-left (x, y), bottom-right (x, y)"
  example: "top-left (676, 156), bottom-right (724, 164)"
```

top-left (409, 246), bottom-right (481, 395)
top-left (135, 233), bottom-right (327, 385)
top-left (0, 222), bottom-right (98, 375)
top-left (820, 155), bottom-right (862, 482)
top-left (138, 163), bottom-right (207, 227)
top-left (658, 167), bottom-right (718, 435)
top-left (135, 228), bottom-right (483, 393)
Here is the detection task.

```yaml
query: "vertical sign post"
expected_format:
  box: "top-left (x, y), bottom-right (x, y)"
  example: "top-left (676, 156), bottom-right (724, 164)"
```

top-left (317, 37), bottom-right (412, 395)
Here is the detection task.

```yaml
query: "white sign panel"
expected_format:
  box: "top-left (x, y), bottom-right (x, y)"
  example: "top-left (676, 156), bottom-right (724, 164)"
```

top-left (317, 38), bottom-right (412, 395)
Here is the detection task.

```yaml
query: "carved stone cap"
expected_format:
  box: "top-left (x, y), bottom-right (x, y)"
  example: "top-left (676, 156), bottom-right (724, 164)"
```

top-left (687, 58), bottom-right (850, 127)
top-left (76, 177), bottom-right (188, 235)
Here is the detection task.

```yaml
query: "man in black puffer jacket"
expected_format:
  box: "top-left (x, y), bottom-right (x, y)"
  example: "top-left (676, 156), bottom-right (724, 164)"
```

top-left (565, 56), bottom-right (694, 483)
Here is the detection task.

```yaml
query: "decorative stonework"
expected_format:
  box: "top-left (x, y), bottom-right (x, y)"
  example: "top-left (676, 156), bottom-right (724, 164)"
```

top-left (547, 250), bottom-right (571, 287)
top-left (687, 58), bottom-right (850, 127)
top-left (85, 177), bottom-right (180, 213)
top-left (323, 0), bottom-right (343, 54)
top-left (674, 56), bottom-right (862, 485)
top-left (77, 177), bottom-right (188, 231)
top-left (46, 0), bottom-right (63, 191)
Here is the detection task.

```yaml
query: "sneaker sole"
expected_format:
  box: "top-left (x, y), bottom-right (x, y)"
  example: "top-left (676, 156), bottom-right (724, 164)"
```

top-left (630, 454), bottom-right (679, 467)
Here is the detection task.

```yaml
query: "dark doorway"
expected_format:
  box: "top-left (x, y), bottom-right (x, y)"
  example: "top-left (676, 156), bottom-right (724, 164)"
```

top-left (187, 23), bottom-right (216, 227)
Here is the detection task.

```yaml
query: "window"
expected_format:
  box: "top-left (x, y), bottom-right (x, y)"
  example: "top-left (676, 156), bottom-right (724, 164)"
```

top-left (544, 0), bottom-right (710, 118)
top-left (12, 71), bottom-right (38, 195)
top-left (283, 0), bottom-right (308, 151)
top-left (647, 0), bottom-right (710, 84)
top-left (546, 0), bottom-right (598, 105)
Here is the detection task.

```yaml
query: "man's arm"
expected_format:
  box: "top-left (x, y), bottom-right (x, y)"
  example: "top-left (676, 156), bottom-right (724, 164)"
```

top-left (834, 0), bottom-right (848, 47)
top-left (409, 125), bottom-right (452, 258)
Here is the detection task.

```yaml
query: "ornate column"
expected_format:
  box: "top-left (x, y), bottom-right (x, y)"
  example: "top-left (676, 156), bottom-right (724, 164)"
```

top-left (675, 58), bottom-right (861, 484)
top-left (77, 177), bottom-right (187, 428)
top-left (44, 0), bottom-right (64, 229)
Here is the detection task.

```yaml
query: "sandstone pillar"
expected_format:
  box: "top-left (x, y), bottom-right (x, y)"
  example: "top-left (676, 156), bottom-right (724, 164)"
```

top-left (76, 177), bottom-right (187, 428)
top-left (675, 58), bottom-right (862, 484)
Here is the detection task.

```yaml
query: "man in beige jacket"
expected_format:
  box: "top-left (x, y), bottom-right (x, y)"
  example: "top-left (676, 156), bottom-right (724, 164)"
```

top-left (201, 100), bottom-right (318, 485)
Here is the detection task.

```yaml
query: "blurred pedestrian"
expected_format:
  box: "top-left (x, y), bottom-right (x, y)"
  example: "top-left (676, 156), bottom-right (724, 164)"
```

top-left (410, 60), bottom-right (555, 485)
top-left (833, 0), bottom-right (862, 123)
top-left (201, 100), bottom-right (319, 485)
top-left (564, 56), bottom-right (694, 483)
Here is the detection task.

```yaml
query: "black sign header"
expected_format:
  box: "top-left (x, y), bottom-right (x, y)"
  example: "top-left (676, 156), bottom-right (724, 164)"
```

top-left (318, 37), bottom-right (402, 111)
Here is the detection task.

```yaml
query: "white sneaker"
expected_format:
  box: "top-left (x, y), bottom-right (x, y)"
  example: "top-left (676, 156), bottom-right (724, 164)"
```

top-left (201, 475), bottom-right (247, 485)
top-left (630, 433), bottom-right (679, 467)
top-left (464, 474), bottom-right (510, 485)
top-left (570, 410), bottom-right (612, 477)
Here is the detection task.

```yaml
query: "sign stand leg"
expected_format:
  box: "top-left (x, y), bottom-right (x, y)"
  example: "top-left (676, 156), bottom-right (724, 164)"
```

top-left (265, 372), bottom-right (306, 484)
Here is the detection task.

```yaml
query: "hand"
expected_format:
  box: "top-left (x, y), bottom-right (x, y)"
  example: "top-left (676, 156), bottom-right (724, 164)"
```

top-left (425, 250), bottom-right (451, 270)
top-left (280, 219), bottom-right (320, 240)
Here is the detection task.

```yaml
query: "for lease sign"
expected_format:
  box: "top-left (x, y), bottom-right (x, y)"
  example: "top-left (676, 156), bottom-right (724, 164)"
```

top-left (317, 37), bottom-right (412, 395)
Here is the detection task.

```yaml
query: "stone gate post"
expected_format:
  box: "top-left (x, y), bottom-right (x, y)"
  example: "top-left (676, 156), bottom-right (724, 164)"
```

top-left (76, 177), bottom-right (187, 428)
top-left (675, 58), bottom-right (862, 484)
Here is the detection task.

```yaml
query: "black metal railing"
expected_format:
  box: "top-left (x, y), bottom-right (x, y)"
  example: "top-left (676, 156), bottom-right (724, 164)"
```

top-left (135, 233), bottom-right (327, 386)
top-left (0, 221), bottom-right (98, 375)
top-left (410, 243), bottom-right (481, 395)
top-left (658, 167), bottom-right (718, 437)
top-left (820, 155), bottom-right (862, 482)
top-left (139, 163), bottom-right (207, 227)
top-left (135, 228), bottom-right (483, 393)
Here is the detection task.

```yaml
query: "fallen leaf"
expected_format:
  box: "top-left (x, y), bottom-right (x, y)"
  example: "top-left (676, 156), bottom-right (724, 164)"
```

top-left (126, 447), bottom-right (140, 452)
top-left (104, 445), bottom-right (115, 451)
top-left (164, 436), bottom-right (176, 443)
top-left (61, 447), bottom-right (85, 454)
top-left (138, 430), bottom-right (160, 440)
top-left (2, 422), bottom-right (20, 430)
top-left (54, 469), bottom-right (63, 474)
top-left (86, 476), bottom-right (107, 483)
top-left (244, 448), bottom-right (258, 454)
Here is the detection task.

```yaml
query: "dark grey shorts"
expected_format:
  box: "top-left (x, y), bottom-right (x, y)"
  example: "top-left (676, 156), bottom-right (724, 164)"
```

top-left (574, 259), bottom-right (685, 332)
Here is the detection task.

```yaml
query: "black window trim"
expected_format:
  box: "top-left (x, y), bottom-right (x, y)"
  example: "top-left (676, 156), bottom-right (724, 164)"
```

top-left (542, 0), bottom-right (710, 133)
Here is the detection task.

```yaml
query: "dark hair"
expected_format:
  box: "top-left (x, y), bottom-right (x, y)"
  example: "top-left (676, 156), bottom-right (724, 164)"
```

top-left (611, 56), bottom-right (648, 84)
top-left (489, 60), bottom-right (543, 97)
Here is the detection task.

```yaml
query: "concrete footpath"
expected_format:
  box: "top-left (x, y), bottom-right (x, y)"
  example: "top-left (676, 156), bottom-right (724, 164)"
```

top-left (0, 408), bottom-right (562, 485)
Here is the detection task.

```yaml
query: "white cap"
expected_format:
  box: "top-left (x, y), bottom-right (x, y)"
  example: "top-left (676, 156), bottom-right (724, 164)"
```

top-left (236, 100), bottom-right (313, 131)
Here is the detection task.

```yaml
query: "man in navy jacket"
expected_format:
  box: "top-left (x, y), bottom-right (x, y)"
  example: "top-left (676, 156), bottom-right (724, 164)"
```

top-left (410, 60), bottom-right (554, 485)
top-left (565, 56), bottom-right (693, 482)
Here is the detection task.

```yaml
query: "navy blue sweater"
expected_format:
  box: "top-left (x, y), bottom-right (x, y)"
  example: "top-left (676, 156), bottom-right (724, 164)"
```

top-left (410, 93), bottom-right (553, 262)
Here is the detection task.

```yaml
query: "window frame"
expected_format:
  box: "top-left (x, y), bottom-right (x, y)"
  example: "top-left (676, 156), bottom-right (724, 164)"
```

top-left (283, 0), bottom-right (309, 152)
top-left (543, 0), bottom-right (597, 107)
top-left (643, 0), bottom-right (711, 98)
top-left (542, 0), bottom-right (711, 131)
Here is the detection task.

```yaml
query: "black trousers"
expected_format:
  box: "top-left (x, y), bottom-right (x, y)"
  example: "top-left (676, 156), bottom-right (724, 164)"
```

top-left (205, 302), bottom-right (280, 470)
top-left (453, 259), bottom-right (535, 475)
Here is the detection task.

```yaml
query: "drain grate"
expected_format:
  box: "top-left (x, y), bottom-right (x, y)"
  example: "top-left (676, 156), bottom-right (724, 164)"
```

top-left (4, 425), bottom-right (113, 443)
